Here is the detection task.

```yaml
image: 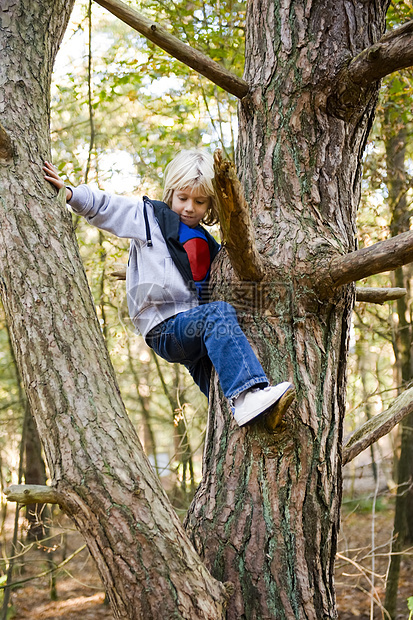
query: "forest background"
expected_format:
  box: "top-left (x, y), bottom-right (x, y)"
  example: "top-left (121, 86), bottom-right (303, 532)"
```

top-left (0, 0), bottom-right (413, 618)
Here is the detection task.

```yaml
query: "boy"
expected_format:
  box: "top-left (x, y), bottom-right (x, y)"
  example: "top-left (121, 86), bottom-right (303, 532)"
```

top-left (43, 151), bottom-right (295, 426)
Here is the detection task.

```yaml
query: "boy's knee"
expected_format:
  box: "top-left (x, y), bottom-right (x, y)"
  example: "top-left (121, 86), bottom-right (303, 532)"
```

top-left (212, 301), bottom-right (236, 317)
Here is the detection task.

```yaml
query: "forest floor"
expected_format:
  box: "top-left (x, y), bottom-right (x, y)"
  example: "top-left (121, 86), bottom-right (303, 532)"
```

top-left (335, 497), bottom-right (412, 620)
top-left (3, 498), bottom-right (412, 619)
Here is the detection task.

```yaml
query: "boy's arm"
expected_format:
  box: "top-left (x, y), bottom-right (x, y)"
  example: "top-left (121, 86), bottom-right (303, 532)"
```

top-left (43, 161), bottom-right (146, 239)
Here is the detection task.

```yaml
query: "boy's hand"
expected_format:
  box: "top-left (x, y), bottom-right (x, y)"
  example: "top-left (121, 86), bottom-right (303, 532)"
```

top-left (43, 161), bottom-right (73, 201)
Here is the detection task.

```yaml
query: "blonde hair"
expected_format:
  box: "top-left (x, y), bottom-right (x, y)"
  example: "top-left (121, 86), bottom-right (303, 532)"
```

top-left (162, 150), bottom-right (218, 226)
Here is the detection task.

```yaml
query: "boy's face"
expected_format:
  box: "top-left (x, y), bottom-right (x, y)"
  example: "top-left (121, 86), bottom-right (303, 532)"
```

top-left (171, 187), bottom-right (211, 228)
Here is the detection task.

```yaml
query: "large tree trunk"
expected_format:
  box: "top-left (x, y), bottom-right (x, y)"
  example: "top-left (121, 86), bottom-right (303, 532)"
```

top-left (0, 2), bottom-right (227, 618)
top-left (185, 2), bottom-right (387, 617)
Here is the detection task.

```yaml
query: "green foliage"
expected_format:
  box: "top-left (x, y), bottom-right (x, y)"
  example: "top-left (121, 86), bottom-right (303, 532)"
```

top-left (378, 71), bottom-right (413, 132)
top-left (342, 495), bottom-right (390, 514)
top-left (386, 1), bottom-right (413, 30)
top-left (51, 0), bottom-right (241, 192)
top-left (408, 595), bottom-right (413, 619)
top-left (0, 575), bottom-right (17, 618)
top-left (137, 0), bottom-right (245, 68)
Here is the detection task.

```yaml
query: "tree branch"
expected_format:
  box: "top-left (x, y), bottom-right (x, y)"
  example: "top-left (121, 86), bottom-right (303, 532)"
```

top-left (4, 484), bottom-right (63, 505)
top-left (329, 230), bottom-right (413, 288)
top-left (355, 286), bottom-right (406, 304)
top-left (343, 386), bottom-right (413, 465)
top-left (213, 150), bottom-right (265, 281)
top-left (330, 20), bottom-right (413, 119)
top-left (111, 265), bottom-right (126, 280)
top-left (0, 122), bottom-right (13, 159)
top-left (347, 19), bottom-right (413, 85)
top-left (93, 0), bottom-right (249, 99)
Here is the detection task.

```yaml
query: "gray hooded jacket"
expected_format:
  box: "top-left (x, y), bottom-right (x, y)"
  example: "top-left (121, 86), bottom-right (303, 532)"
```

top-left (68, 185), bottom-right (220, 337)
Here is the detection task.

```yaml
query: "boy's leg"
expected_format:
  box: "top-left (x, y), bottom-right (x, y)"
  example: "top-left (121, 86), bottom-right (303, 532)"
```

top-left (146, 301), bottom-right (268, 398)
top-left (145, 318), bottom-right (212, 397)
top-left (146, 301), bottom-right (294, 425)
top-left (184, 357), bottom-right (213, 399)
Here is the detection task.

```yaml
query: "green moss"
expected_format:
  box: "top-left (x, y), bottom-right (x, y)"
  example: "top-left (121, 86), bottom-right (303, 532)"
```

top-left (342, 495), bottom-right (389, 514)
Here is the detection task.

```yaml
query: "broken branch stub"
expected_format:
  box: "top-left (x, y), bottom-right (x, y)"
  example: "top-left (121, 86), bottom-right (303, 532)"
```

top-left (343, 386), bottom-right (413, 465)
top-left (355, 286), bottom-right (407, 304)
top-left (347, 19), bottom-right (413, 86)
top-left (213, 150), bottom-right (264, 282)
top-left (329, 230), bottom-right (413, 288)
top-left (4, 484), bottom-right (63, 505)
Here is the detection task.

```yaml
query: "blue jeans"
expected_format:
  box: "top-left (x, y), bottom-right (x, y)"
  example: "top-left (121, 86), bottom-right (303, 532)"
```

top-left (145, 301), bottom-right (269, 400)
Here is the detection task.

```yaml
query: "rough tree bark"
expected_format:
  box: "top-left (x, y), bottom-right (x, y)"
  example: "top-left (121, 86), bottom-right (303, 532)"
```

top-left (0, 2), bottom-right (227, 618)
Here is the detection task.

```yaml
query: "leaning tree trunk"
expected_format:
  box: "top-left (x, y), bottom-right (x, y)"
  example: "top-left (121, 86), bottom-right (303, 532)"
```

top-left (0, 2), bottom-right (228, 618)
top-left (185, 2), bottom-right (388, 618)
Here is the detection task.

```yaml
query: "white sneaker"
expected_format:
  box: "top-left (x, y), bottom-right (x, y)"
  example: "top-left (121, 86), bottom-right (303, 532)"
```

top-left (233, 382), bottom-right (295, 427)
